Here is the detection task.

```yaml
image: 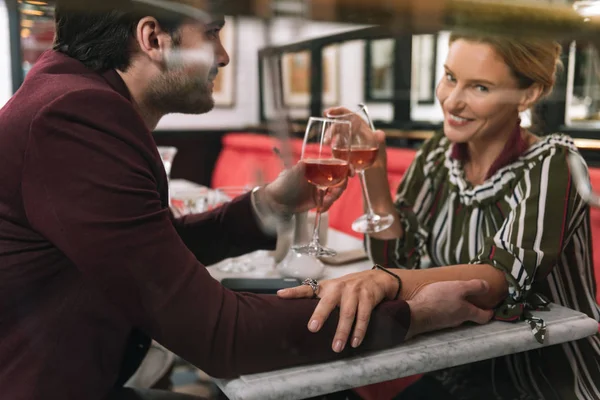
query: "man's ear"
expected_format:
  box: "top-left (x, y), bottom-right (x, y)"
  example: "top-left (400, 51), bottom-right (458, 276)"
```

top-left (517, 83), bottom-right (545, 112)
top-left (134, 16), bottom-right (174, 64)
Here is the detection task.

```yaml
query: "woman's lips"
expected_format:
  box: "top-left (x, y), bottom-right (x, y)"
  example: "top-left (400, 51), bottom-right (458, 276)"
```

top-left (446, 113), bottom-right (473, 127)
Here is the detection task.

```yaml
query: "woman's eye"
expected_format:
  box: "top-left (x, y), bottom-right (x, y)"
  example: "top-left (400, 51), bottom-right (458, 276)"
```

top-left (445, 73), bottom-right (456, 82)
top-left (475, 85), bottom-right (489, 93)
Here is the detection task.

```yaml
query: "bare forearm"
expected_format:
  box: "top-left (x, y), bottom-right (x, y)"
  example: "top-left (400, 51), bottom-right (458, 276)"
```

top-left (363, 165), bottom-right (404, 240)
top-left (393, 264), bottom-right (508, 309)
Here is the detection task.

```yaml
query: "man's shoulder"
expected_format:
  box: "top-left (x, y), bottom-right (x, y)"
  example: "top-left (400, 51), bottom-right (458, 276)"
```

top-left (6, 80), bottom-right (142, 143)
top-left (24, 75), bottom-right (128, 113)
top-left (12, 51), bottom-right (134, 119)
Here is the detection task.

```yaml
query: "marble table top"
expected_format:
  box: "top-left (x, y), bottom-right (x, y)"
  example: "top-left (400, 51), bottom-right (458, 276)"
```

top-left (214, 304), bottom-right (599, 400)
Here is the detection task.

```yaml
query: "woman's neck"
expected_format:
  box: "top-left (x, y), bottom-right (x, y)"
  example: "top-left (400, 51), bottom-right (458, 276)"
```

top-left (464, 118), bottom-right (522, 185)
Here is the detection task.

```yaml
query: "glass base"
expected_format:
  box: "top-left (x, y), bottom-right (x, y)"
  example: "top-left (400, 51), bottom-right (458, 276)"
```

top-left (292, 244), bottom-right (337, 258)
top-left (352, 213), bottom-right (394, 234)
top-left (216, 258), bottom-right (256, 273)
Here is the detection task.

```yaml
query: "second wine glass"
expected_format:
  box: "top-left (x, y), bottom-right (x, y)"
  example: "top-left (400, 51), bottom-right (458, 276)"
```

top-left (292, 117), bottom-right (352, 257)
top-left (326, 104), bottom-right (394, 234)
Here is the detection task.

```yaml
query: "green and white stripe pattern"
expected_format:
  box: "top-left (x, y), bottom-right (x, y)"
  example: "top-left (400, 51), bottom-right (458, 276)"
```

top-left (367, 131), bottom-right (600, 400)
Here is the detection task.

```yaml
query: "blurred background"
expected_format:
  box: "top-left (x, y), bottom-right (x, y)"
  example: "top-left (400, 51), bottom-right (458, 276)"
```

top-left (3, 0), bottom-right (600, 397)
top-left (5, 0), bottom-right (600, 188)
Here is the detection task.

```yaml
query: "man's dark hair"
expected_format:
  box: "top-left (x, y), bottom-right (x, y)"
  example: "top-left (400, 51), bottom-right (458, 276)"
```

top-left (53, 1), bottom-right (183, 72)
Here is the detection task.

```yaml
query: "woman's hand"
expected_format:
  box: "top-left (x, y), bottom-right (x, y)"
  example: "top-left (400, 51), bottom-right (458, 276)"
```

top-left (324, 106), bottom-right (388, 169)
top-left (277, 269), bottom-right (399, 353)
top-left (371, 129), bottom-right (388, 169)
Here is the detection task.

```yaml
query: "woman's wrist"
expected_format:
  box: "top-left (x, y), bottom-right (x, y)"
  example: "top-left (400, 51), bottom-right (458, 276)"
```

top-left (387, 269), bottom-right (433, 301)
top-left (363, 166), bottom-right (395, 213)
top-left (372, 265), bottom-right (402, 300)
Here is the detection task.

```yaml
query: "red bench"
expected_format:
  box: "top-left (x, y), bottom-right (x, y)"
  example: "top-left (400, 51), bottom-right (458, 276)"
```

top-left (212, 133), bottom-right (286, 186)
top-left (212, 133), bottom-right (414, 236)
top-left (588, 167), bottom-right (600, 302)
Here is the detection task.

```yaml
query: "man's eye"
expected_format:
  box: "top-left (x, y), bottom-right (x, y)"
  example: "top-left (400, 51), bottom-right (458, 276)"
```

top-left (206, 29), bottom-right (219, 39)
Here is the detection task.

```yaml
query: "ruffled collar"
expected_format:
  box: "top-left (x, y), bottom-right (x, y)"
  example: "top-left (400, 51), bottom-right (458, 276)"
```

top-left (449, 119), bottom-right (527, 180)
top-left (444, 133), bottom-right (578, 206)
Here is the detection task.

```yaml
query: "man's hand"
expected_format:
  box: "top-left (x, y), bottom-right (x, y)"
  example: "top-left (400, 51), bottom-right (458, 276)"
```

top-left (406, 279), bottom-right (494, 339)
top-left (260, 161), bottom-right (349, 216)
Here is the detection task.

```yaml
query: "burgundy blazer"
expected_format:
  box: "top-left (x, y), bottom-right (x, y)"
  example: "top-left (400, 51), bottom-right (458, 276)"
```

top-left (0, 50), bottom-right (411, 400)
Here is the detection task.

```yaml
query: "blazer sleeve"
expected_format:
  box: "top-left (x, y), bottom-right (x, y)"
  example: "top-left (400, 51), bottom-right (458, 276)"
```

top-left (22, 89), bottom-right (412, 378)
top-left (170, 197), bottom-right (277, 266)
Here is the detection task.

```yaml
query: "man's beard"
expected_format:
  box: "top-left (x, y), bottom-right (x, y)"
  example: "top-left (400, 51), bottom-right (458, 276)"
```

top-left (145, 69), bottom-right (215, 116)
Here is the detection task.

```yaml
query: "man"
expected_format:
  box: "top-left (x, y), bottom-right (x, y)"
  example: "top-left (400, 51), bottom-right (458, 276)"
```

top-left (0, 1), bottom-right (493, 399)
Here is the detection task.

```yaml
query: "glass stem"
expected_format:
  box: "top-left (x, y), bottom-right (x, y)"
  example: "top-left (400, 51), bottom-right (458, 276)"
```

top-left (166, 177), bottom-right (172, 207)
top-left (358, 170), bottom-right (376, 222)
top-left (309, 188), bottom-right (327, 251)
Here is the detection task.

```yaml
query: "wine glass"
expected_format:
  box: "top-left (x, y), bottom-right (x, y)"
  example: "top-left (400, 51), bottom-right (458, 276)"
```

top-left (326, 104), bottom-right (394, 234)
top-left (170, 187), bottom-right (213, 217)
top-left (158, 146), bottom-right (178, 206)
top-left (213, 186), bottom-right (256, 273)
top-left (157, 146), bottom-right (178, 179)
top-left (292, 117), bottom-right (352, 257)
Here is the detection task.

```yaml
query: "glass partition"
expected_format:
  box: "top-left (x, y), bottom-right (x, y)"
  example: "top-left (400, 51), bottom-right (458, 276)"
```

top-left (19, 0), bottom-right (55, 78)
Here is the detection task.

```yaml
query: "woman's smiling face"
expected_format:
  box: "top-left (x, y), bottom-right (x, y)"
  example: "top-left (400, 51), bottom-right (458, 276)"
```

top-left (436, 39), bottom-right (526, 144)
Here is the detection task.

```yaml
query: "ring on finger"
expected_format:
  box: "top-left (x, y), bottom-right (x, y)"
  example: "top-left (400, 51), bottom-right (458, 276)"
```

top-left (302, 278), bottom-right (320, 299)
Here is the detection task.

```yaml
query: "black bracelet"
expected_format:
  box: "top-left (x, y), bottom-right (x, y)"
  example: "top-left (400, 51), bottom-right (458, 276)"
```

top-left (372, 264), bottom-right (402, 300)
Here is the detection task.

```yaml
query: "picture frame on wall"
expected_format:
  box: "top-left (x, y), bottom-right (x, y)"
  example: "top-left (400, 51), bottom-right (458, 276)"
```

top-left (212, 16), bottom-right (236, 107)
top-left (281, 46), bottom-right (339, 108)
top-left (365, 38), bottom-right (395, 102)
top-left (412, 34), bottom-right (438, 105)
top-left (565, 40), bottom-right (600, 126)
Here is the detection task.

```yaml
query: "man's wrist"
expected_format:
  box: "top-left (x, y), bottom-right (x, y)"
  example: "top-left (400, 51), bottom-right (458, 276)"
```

top-left (405, 299), bottom-right (431, 339)
top-left (250, 186), bottom-right (293, 235)
top-left (261, 184), bottom-right (293, 217)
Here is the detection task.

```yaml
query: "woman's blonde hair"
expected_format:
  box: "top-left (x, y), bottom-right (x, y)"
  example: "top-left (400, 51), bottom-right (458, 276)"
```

top-left (449, 33), bottom-right (562, 98)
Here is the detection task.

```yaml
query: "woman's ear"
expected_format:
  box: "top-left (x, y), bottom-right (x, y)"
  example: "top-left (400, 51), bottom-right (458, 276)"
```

top-left (517, 83), bottom-right (545, 112)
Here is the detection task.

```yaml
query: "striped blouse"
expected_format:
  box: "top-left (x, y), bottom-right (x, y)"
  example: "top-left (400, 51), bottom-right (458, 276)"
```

top-left (367, 131), bottom-right (600, 400)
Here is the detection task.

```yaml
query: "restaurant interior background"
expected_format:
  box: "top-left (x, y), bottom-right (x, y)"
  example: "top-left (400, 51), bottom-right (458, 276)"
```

top-left (3, 0), bottom-right (600, 397)
top-left (2, 0), bottom-right (600, 185)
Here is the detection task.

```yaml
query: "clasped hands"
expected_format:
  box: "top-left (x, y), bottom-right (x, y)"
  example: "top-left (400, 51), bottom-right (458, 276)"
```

top-left (278, 271), bottom-right (494, 353)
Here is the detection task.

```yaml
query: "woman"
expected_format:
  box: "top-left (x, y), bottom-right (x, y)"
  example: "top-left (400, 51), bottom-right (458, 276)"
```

top-left (280, 33), bottom-right (600, 399)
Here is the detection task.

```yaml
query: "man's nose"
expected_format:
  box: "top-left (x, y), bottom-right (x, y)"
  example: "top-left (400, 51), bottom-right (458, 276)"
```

top-left (214, 40), bottom-right (230, 68)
